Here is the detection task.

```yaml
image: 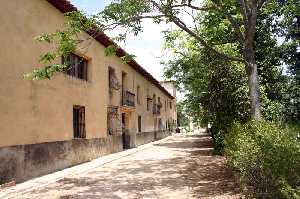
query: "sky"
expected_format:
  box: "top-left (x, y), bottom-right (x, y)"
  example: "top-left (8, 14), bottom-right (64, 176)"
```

top-left (70, 0), bottom-right (170, 81)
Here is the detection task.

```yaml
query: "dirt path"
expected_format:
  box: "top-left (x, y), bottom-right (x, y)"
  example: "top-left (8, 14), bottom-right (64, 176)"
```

top-left (2, 132), bottom-right (241, 199)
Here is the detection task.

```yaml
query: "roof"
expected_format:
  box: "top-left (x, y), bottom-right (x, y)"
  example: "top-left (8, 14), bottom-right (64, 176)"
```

top-left (47, 0), bottom-right (175, 99)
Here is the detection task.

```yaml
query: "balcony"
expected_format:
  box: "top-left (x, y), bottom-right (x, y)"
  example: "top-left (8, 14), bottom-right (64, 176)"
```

top-left (122, 90), bottom-right (135, 107)
top-left (153, 103), bottom-right (161, 115)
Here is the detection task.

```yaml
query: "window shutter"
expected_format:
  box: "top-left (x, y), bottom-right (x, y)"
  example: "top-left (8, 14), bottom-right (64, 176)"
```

top-left (79, 107), bottom-right (86, 138)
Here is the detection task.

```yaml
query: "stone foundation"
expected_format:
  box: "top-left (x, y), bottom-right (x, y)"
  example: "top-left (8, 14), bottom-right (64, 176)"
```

top-left (136, 130), bottom-right (171, 146)
top-left (156, 130), bottom-right (172, 140)
top-left (0, 131), bottom-right (171, 184)
top-left (0, 135), bottom-right (123, 184)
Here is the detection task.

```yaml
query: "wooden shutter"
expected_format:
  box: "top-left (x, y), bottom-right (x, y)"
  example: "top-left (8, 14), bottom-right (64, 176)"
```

top-left (79, 106), bottom-right (86, 138)
top-left (73, 107), bottom-right (79, 138)
top-left (138, 116), bottom-right (142, 132)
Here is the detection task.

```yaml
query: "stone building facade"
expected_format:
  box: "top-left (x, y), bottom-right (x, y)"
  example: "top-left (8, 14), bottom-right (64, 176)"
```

top-left (0, 0), bottom-right (176, 184)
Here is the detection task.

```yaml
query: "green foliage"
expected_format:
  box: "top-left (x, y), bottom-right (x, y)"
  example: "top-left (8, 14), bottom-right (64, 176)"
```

top-left (255, 0), bottom-right (300, 123)
top-left (101, 0), bottom-right (151, 35)
top-left (163, 0), bottom-right (299, 155)
top-left (164, 40), bottom-right (250, 153)
top-left (225, 120), bottom-right (300, 198)
top-left (25, 11), bottom-right (88, 79)
top-left (104, 45), bottom-right (117, 56)
top-left (260, 85), bottom-right (285, 122)
top-left (120, 54), bottom-right (136, 64)
top-left (24, 64), bottom-right (67, 80)
top-left (26, 9), bottom-right (138, 80)
top-left (163, 8), bottom-right (251, 153)
top-left (176, 101), bottom-right (189, 127)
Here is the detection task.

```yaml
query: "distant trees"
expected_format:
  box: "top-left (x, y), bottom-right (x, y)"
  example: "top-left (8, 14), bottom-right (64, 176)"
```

top-left (176, 102), bottom-right (189, 127)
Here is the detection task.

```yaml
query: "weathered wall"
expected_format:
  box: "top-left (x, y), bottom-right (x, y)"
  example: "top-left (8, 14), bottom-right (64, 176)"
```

top-left (135, 130), bottom-right (171, 147)
top-left (0, 0), bottom-right (110, 147)
top-left (108, 60), bottom-right (177, 135)
top-left (0, 131), bottom-right (172, 184)
top-left (0, 0), bottom-right (175, 184)
top-left (0, 136), bottom-right (123, 184)
top-left (136, 132), bottom-right (155, 147)
top-left (0, 0), bottom-right (176, 148)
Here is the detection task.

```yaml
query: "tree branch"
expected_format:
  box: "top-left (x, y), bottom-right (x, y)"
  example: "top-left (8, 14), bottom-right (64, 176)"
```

top-left (212, 2), bottom-right (245, 46)
top-left (258, 0), bottom-right (268, 9)
top-left (170, 4), bottom-right (214, 11)
top-left (150, 0), bottom-right (244, 62)
top-left (239, 0), bottom-right (249, 25)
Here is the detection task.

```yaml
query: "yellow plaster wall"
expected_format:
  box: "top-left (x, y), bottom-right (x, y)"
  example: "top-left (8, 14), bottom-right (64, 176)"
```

top-left (0, 0), bottom-right (176, 148)
top-left (0, 0), bottom-right (109, 147)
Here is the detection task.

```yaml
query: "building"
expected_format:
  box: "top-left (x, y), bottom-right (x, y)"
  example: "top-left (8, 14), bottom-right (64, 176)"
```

top-left (0, 0), bottom-right (176, 184)
top-left (160, 81), bottom-right (177, 126)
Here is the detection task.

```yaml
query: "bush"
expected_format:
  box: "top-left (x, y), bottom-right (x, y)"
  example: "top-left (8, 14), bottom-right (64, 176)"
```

top-left (210, 125), bottom-right (226, 155)
top-left (224, 120), bottom-right (300, 198)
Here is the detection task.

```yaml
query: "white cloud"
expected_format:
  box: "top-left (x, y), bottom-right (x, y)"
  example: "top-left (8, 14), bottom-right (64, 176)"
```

top-left (107, 19), bottom-right (172, 81)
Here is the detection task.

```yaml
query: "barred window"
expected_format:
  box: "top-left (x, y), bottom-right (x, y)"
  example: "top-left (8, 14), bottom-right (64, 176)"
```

top-left (63, 53), bottom-right (88, 81)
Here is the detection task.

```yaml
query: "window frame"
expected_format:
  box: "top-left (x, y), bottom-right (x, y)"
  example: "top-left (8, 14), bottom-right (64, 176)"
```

top-left (73, 105), bottom-right (86, 139)
top-left (63, 53), bottom-right (88, 81)
top-left (137, 85), bottom-right (141, 105)
top-left (138, 115), bottom-right (142, 133)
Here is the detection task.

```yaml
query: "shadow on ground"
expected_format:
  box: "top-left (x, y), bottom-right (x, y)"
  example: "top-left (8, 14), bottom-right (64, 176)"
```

top-left (25, 133), bottom-right (241, 199)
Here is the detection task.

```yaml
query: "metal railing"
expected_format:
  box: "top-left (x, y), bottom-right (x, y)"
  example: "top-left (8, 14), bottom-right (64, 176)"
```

top-left (153, 103), bottom-right (161, 115)
top-left (122, 90), bottom-right (135, 107)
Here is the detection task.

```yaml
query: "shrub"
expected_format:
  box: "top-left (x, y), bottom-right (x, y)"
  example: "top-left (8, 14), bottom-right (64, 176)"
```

top-left (224, 120), bottom-right (300, 198)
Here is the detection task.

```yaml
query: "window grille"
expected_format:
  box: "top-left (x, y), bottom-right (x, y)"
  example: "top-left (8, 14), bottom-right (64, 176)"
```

top-left (63, 53), bottom-right (88, 81)
top-left (73, 105), bottom-right (86, 138)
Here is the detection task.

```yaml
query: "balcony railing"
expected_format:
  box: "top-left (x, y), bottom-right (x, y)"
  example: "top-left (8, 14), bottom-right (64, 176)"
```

top-left (122, 90), bottom-right (135, 107)
top-left (153, 103), bottom-right (161, 115)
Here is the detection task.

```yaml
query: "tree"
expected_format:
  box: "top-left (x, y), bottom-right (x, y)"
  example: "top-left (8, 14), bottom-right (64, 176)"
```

top-left (176, 101), bottom-right (189, 127)
top-left (163, 30), bottom-right (250, 153)
top-left (163, 0), bottom-right (295, 152)
top-left (28, 0), bottom-right (275, 119)
top-left (278, 0), bottom-right (300, 121)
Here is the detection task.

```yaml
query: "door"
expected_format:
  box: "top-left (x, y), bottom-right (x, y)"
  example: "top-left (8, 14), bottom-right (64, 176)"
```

top-left (121, 113), bottom-right (126, 149)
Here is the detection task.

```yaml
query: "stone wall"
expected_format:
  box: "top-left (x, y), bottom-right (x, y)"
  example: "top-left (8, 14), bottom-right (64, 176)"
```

top-left (136, 130), bottom-right (171, 146)
top-left (0, 131), bottom-right (172, 184)
top-left (156, 130), bottom-right (172, 140)
top-left (0, 135), bottom-right (123, 184)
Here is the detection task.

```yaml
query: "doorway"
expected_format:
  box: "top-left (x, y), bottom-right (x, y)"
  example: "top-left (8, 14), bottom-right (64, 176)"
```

top-left (121, 113), bottom-right (130, 149)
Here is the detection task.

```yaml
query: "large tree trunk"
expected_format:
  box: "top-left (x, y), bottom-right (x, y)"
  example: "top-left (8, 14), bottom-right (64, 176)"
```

top-left (244, 48), bottom-right (262, 119)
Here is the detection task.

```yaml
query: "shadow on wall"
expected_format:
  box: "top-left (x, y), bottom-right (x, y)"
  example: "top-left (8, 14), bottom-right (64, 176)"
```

top-left (21, 134), bottom-right (240, 199)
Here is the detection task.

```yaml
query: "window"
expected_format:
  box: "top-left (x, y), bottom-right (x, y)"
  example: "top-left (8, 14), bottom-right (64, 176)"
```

top-left (73, 105), bottom-right (86, 138)
top-left (170, 101), bottom-right (172, 109)
top-left (138, 115), bottom-right (142, 132)
top-left (63, 53), bottom-right (88, 80)
top-left (147, 99), bottom-right (149, 111)
top-left (108, 67), bottom-right (114, 89)
top-left (137, 85), bottom-right (141, 105)
top-left (165, 100), bottom-right (167, 111)
top-left (146, 94), bottom-right (152, 111)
